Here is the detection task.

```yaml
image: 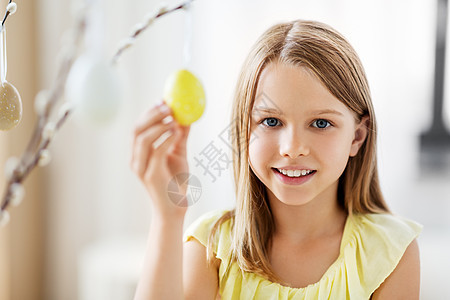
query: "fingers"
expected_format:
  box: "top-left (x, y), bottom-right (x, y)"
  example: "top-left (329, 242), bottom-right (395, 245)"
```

top-left (133, 101), bottom-right (172, 136)
top-left (131, 115), bottom-right (175, 178)
top-left (142, 128), bottom-right (179, 183)
top-left (152, 127), bottom-right (178, 160)
top-left (130, 102), bottom-right (192, 182)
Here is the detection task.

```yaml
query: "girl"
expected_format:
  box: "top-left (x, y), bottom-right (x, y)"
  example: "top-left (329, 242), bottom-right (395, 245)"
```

top-left (130, 20), bottom-right (422, 299)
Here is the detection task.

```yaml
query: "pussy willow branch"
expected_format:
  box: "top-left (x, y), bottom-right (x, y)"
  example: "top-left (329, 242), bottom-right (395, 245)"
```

top-left (111, 0), bottom-right (194, 64)
top-left (0, 11), bottom-right (86, 212)
top-left (1, 0), bottom-right (195, 214)
top-left (1, 0), bottom-right (13, 27)
top-left (1, 110), bottom-right (71, 211)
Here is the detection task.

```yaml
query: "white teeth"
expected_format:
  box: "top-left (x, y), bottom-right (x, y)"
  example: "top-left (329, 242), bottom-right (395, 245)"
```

top-left (277, 169), bottom-right (313, 178)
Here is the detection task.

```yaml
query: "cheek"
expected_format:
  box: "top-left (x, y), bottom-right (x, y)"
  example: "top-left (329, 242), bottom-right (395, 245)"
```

top-left (315, 133), bottom-right (353, 170)
top-left (248, 131), bottom-right (276, 171)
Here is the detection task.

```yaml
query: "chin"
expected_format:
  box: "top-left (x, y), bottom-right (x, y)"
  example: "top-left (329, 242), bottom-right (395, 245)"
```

top-left (270, 189), bottom-right (313, 207)
top-left (280, 198), bottom-right (312, 207)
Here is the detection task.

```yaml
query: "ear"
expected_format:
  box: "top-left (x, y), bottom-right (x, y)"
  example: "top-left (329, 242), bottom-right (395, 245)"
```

top-left (350, 115), bottom-right (369, 157)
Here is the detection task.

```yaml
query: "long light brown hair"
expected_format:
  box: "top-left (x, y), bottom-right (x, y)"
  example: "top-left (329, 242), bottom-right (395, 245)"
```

top-left (207, 20), bottom-right (389, 283)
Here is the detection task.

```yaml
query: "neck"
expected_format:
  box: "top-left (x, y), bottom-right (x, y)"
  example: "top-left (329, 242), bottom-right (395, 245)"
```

top-left (267, 186), bottom-right (347, 244)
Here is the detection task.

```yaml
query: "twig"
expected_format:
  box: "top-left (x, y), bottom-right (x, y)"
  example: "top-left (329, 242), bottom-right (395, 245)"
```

top-left (111, 0), bottom-right (194, 64)
top-left (0, 0), bottom-right (196, 222)
top-left (0, 6), bottom-right (87, 215)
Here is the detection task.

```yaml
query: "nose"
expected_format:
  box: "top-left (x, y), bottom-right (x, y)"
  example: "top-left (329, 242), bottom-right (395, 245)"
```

top-left (279, 127), bottom-right (310, 158)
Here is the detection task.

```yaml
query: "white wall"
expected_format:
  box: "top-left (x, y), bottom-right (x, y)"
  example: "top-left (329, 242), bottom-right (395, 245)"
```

top-left (37, 0), bottom-right (448, 299)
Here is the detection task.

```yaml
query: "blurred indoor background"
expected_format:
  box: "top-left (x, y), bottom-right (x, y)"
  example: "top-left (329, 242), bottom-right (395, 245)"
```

top-left (0, 0), bottom-right (449, 299)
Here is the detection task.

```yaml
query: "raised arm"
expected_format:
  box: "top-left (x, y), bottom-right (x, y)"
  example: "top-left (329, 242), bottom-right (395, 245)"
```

top-left (130, 102), bottom-right (190, 300)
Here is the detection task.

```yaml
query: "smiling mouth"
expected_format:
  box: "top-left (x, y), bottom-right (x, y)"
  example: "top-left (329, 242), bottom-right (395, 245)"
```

top-left (273, 168), bottom-right (316, 178)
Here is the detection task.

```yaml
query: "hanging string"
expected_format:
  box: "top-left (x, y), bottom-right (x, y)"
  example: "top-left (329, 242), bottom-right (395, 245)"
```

top-left (0, 26), bottom-right (6, 85)
top-left (182, 1), bottom-right (193, 68)
top-left (0, 2), bottom-right (16, 86)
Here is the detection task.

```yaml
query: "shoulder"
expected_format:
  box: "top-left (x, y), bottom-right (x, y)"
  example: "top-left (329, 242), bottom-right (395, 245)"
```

top-left (355, 212), bottom-right (422, 231)
top-left (182, 209), bottom-right (232, 300)
top-left (183, 209), bottom-right (232, 247)
top-left (344, 213), bottom-right (422, 298)
top-left (351, 213), bottom-right (422, 247)
top-left (371, 239), bottom-right (420, 299)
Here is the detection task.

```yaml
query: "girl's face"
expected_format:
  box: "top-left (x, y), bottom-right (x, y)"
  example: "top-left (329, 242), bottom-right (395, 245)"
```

top-left (249, 62), bottom-right (367, 207)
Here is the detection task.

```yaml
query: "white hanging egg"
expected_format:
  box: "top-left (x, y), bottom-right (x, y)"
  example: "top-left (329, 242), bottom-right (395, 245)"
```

top-left (0, 81), bottom-right (22, 131)
top-left (65, 55), bottom-right (121, 124)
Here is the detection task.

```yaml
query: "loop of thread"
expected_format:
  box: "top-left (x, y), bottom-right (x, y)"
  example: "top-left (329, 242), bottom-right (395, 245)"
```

top-left (182, 4), bottom-right (192, 68)
top-left (0, 26), bottom-right (6, 84)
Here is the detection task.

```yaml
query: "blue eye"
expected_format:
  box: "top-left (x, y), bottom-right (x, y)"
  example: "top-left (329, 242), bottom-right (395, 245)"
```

top-left (312, 119), bottom-right (331, 129)
top-left (262, 117), bottom-right (280, 127)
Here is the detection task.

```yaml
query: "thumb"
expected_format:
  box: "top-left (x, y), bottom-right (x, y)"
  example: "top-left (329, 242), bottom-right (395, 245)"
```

top-left (171, 124), bottom-right (191, 152)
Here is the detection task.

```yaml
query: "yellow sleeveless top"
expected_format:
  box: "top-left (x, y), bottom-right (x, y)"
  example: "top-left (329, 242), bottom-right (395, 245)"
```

top-left (183, 210), bottom-right (422, 299)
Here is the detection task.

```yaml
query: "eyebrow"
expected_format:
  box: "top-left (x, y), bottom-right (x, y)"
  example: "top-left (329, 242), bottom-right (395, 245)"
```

top-left (311, 109), bottom-right (344, 116)
top-left (252, 107), bottom-right (344, 117)
top-left (252, 107), bottom-right (283, 115)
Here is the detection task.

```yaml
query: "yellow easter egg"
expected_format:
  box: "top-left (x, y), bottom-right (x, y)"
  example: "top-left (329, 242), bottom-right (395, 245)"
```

top-left (0, 81), bottom-right (22, 131)
top-left (163, 69), bottom-right (205, 126)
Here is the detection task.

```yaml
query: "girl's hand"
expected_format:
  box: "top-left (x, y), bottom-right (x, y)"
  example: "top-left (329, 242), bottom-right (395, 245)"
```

top-left (130, 101), bottom-right (191, 220)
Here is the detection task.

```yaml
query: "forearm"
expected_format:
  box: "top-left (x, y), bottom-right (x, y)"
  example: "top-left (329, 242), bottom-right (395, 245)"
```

top-left (130, 101), bottom-right (191, 299)
top-left (134, 216), bottom-right (185, 300)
